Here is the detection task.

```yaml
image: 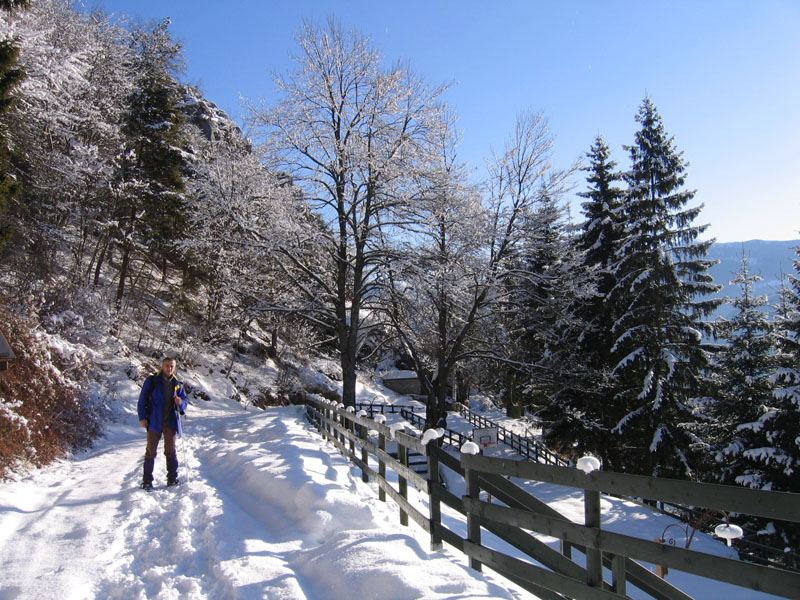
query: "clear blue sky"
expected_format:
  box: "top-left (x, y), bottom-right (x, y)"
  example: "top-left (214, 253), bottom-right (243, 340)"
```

top-left (89, 0), bottom-right (799, 243)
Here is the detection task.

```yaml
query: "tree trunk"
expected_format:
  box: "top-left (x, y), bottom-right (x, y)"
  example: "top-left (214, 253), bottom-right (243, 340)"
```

top-left (115, 241), bottom-right (131, 307)
top-left (424, 367), bottom-right (450, 430)
top-left (267, 328), bottom-right (278, 359)
top-left (88, 237), bottom-right (108, 288)
top-left (227, 329), bottom-right (241, 378)
top-left (115, 208), bottom-right (137, 306)
top-left (341, 350), bottom-right (357, 406)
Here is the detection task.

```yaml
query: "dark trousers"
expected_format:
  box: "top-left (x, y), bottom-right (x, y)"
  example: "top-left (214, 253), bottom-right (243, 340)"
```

top-left (142, 425), bottom-right (178, 484)
top-left (145, 425), bottom-right (177, 459)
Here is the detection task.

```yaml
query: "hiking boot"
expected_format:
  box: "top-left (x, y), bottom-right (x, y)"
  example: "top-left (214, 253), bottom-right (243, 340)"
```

top-left (166, 478), bottom-right (180, 487)
top-left (166, 453), bottom-right (179, 484)
top-left (142, 457), bottom-right (155, 490)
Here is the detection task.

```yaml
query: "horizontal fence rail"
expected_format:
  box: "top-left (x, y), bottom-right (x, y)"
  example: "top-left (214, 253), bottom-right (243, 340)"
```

top-left (358, 400), bottom-right (797, 571)
top-left (305, 397), bottom-right (800, 600)
top-left (455, 402), bottom-right (797, 570)
top-left (656, 499), bottom-right (800, 571)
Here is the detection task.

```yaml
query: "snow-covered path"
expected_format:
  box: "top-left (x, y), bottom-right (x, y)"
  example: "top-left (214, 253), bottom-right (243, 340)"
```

top-left (0, 432), bottom-right (142, 599)
top-left (0, 372), bottom-right (787, 600)
top-left (0, 397), bottom-right (531, 600)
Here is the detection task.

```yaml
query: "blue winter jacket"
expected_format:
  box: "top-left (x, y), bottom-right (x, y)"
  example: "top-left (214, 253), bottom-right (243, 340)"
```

top-left (137, 372), bottom-right (188, 435)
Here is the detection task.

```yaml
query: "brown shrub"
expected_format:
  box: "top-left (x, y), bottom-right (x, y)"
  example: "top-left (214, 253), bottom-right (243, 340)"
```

top-left (0, 301), bottom-right (98, 479)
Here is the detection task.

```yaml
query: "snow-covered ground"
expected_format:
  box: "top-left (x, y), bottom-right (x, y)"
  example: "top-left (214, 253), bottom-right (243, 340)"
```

top-left (0, 348), bottom-right (786, 599)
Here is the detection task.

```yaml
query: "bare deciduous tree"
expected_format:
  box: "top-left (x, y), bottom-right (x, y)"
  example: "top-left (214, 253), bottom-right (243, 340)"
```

top-left (379, 110), bottom-right (577, 426)
top-left (249, 18), bottom-right (450, 405)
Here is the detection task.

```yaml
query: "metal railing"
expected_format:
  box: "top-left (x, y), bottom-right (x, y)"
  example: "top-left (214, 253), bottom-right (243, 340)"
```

top-left (454, 403), bottom-right (569, 466)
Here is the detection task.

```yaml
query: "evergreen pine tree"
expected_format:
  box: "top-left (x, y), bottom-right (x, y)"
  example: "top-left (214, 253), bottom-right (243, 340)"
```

top-left (712, 254), bottom-right (777, 488)
top-left (609, 98), bottom-right (722, 478)
top-left (727, 249), bottom-right (800, 552)
top-left (514, 196), bottom-right (582, 371)
top-left (760, 247), bottom-right (800, 494)
top-left (545, 135), bottom-right (627, 467)
top-left (578, 135), bottom-right (626, 279)
top-left (113, 19), bottom-right (185, 305)
top-left (0, 13), bottom-right (25, 251)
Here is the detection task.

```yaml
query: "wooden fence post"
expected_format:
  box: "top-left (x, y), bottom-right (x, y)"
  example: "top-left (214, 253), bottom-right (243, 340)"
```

top-left (375, 418), bottom-right (386, 502)
top-left (359, 419), bottom-right (369, 483)
top-left (398, 442), bottom-right (409, 526)
top-left (611, 552), bottom-right (626, 595)
top-left (561, 540), bottom-right (572, 559)
top-left (427, 443), bottom-right (443, 551)
top-left (585, 488), bottom-right (603, 587)
top-left (464, 463), bottom-right (482, 572)
top-left (343, 409), bottom-right (353, 455)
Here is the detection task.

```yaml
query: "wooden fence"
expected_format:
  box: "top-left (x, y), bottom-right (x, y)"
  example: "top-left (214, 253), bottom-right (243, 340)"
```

top-left (305, 397), bottom-right (800, 600)
top-left (359, 400), bottom-right (799, 570)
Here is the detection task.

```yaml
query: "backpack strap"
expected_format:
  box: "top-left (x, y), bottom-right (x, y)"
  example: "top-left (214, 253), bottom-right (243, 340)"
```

top-left (144, 372), bottom-right (159, 420)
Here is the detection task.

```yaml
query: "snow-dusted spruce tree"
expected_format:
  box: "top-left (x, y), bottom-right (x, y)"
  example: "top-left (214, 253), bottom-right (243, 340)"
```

top-left (541, 135), bottom-right (626, 466)
top-left (513, 196), bottom-right (590, 378)
top-left (514, 193), bottom-right (599, 457)
top-left (376, 124), bottom-right (489, 427)
top-left (722, 248), bottom-right (800, 548)
top-left (113, 18), bottom-right (185, 307)
top-left (761, 248), bottom-right (800, 494)
top-left (483, 111), bottom-right (578, 411)
top-left (251, 18), bottom-right (450, 406)
top-left (609, 98), bottom-right (722, 478)
top-left (711, 254), bottom-right (778, 489)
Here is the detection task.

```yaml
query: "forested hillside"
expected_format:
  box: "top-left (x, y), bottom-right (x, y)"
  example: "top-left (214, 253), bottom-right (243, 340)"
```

top-left (1, 0), bottom-right (798, 553)
top-left (707, 239), bottom-right (800, 319)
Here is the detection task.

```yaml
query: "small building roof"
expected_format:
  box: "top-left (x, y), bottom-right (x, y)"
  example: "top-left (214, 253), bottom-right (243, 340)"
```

top-left (382, 370), bottom-right (418, 381)
top-left (0, 330), bottom-right (15, 361)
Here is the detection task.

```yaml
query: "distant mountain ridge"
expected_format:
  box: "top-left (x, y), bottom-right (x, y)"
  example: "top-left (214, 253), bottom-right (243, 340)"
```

top-left (706, 239), bottom-right (799, 319)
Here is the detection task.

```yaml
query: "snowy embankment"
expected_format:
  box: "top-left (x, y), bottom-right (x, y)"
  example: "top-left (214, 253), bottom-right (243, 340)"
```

top-left (0, 367), bottom-right (528, 600)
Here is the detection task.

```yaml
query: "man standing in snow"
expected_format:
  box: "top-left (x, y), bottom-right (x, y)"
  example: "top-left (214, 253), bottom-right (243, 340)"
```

top-left (137, 356), bottom-right (188, 490)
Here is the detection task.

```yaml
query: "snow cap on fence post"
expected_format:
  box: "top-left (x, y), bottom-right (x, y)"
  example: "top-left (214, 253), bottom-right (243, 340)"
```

top-left (461, 441), bottom-right (481, 455)
top-left (356, 409), bottom-right (367, 418)
top-left (374, 414), bottom-right (387, 425)
top-left (421, 428), bottom-right (441, 445)
top-left (346, 405), bottom-right (355, 413)
top-left (389, 422), bottom-right (407, 440)
top-left (576, 455), bottom-right (601, 474)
